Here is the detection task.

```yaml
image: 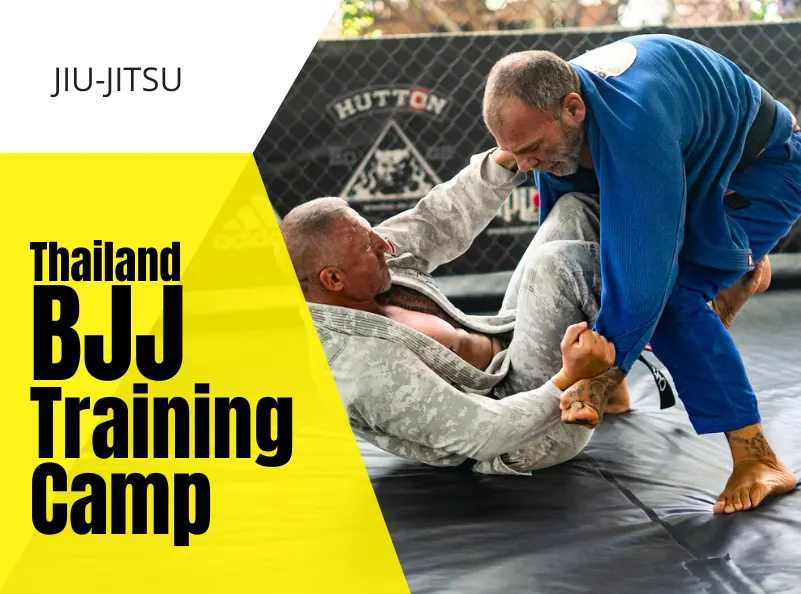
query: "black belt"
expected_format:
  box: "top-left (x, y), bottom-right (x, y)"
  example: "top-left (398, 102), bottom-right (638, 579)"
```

top-left (637, 354), bottom-right (675, 409)
top-left (734, 87), bottom-right (777, 174)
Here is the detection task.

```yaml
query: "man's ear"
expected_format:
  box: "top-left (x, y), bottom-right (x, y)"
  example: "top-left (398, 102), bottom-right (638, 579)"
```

top-left (319, 266), bottom-right (345, 292)
top-left (562, 93), bottom-right (586, 125)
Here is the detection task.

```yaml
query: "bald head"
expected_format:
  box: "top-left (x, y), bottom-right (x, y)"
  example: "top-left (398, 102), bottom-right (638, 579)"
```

top-left (279, 197), bottom-right (393, 308)
top-left (279, 197), bottom-right (351, 292)
top-left (483, 50), bottom-right (580, 131)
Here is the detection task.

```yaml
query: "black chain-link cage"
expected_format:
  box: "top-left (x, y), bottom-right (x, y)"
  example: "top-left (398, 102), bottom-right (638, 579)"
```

top-left (255, 12), bottom-right (801, 278)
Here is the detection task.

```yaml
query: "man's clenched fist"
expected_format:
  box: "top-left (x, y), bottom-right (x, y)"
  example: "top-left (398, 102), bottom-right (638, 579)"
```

top-left (559, 321), bottom-right (615, 386)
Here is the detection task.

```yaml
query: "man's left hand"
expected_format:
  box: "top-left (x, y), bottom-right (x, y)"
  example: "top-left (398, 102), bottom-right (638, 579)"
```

top-left (560, 367), bottom-right (627, 428)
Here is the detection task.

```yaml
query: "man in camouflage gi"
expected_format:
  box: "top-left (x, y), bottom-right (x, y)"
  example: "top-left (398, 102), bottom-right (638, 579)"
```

top-left (280, 148), bottom-right (761, 475)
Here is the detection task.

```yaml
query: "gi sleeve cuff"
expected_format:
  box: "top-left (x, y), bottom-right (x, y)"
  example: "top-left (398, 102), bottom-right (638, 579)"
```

top-left (476, 148), bottom-right (528, 190)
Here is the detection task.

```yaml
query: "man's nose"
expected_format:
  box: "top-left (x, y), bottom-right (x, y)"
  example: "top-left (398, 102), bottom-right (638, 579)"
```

top-left (374, 233), bottom-right (391, 253)
top-left (516, 155), bottom-right (539, 171)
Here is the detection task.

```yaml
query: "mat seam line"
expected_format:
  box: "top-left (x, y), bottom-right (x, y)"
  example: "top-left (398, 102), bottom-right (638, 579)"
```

top-left (582, 454), bottom-right (702, 560)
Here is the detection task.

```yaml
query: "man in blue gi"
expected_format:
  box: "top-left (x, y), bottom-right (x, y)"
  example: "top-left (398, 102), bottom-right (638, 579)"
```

top-left (482, 34), bottom-right (800, 514)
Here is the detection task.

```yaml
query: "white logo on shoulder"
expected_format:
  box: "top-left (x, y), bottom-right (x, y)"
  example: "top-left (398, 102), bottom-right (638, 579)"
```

top-left (570, 42), bottom-right (637, 79)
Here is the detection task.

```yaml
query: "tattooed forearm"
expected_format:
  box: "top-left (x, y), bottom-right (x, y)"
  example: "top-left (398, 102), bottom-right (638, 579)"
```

top-left (561, 368), bottom-right (626, 427)
top-left (725, 428), bottom-right (776, 461)
top-left (586, 367), bottom-right (626, 410)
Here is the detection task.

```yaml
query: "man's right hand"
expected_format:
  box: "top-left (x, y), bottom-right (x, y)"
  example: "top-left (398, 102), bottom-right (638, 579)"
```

top-left (492, 148), bottom-right (519, 171)
top-left (556, 321), bottom-right (616, 387)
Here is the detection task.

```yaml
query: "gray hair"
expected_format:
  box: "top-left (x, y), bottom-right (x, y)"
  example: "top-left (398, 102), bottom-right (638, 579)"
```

top-left (279, 197), bottom-right (352, 293)
top-left (482, 50), bottom-right (579, 130)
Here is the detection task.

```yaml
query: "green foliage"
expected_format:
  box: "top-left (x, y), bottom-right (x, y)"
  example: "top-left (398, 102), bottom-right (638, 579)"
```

top-left (341, 0), bottom-right (380, 38)
top-left (750, 0), bottom-right (769, 20)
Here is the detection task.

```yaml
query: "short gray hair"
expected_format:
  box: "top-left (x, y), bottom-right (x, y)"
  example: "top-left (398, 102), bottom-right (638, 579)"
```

top-left (483, 50), bottom-right (579, 130)
top-left (279, 197), bottom-right (351, 292)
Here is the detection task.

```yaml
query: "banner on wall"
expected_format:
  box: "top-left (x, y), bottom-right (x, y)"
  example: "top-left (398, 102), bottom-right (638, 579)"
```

top-left (256, 22), bottom-right (801, 277)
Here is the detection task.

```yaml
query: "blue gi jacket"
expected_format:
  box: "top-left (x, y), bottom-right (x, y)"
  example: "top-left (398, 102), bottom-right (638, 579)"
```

top-left (536, 34), bottom-right (796, 374)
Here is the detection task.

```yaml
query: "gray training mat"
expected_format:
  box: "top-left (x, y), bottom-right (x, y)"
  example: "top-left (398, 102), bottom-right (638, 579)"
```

top-left (360, 290), bottom-right (801, 594)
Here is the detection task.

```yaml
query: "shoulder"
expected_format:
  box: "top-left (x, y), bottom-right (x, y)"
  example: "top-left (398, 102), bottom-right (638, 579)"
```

top-left (572, 36), bottom-right (683, 107)
top-left (313, 323), bottom-right (350, 365)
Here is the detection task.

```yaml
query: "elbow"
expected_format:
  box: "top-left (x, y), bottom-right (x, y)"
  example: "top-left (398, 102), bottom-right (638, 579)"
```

top-left (462, 420), bottom-right (525, 462)
top-left (454, 429), bottom-right (510, 462)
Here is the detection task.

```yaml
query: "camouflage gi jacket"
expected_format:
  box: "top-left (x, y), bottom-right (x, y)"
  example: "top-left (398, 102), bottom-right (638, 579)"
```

top-left (308, 149), bottom-right (566, 475)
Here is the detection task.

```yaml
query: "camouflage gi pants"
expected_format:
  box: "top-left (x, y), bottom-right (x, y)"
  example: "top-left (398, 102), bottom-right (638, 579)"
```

top-left (493, 192), bottom-right (604, 472)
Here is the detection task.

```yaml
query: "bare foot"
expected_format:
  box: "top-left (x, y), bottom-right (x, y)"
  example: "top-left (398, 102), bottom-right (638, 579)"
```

top-left (711, 256), bottom-right (769, 329)
top-left (605, 381), bottom-right (630, 414)
top-left (713, 459), bottom-right (797, 513)
top-left (714, 423), bottom-right (798, 513)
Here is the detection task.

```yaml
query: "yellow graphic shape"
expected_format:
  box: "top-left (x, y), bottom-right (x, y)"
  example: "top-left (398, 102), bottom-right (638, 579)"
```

top-left (0, 154), bottom-right (408, 593)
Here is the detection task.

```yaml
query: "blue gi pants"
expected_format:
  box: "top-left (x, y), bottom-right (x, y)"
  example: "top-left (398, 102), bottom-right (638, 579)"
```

top-left (649, 131), bottom-right (801, 433)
